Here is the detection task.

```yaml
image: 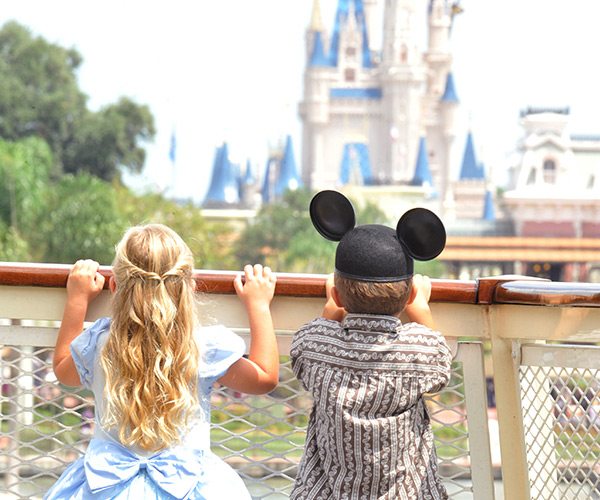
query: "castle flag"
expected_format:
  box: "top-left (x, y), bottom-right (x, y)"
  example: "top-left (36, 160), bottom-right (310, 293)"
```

top-left (169, 129), bottom-right (176, 164)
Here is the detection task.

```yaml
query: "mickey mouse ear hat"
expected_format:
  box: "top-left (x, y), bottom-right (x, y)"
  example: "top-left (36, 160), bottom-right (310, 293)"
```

top-left (309, 190), bottom-right (446, 282)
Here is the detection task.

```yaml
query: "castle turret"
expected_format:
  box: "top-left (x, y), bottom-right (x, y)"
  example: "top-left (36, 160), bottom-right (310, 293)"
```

top-left (203, 143), bottom-right (241, 208)
top-left (451, 131), bottom-right (488, 219)
top-left (411, 136), bottom-right (434, 194)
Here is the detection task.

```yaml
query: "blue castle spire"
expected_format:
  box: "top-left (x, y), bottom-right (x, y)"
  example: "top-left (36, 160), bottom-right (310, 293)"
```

top-left (483, 189), bottom-right (496, 221)
top-left (441, 72), bottom-right (459, 103)
top-left (329, 0), bottom-right (372, 68)
top-left (411, 136), bottom-right (434, 188)
top-left (203, 143), bottom-right (240, 206)
top-left (275, 135), bottom-right (302, 196)
top-left (309, 31), bottom-right (330, 67)
top-left (459, 132), bottom-right (485, 180)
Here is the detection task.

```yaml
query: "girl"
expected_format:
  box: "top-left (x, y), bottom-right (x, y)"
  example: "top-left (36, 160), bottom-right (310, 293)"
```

top-left (46, 223), bottom-right (278, 499)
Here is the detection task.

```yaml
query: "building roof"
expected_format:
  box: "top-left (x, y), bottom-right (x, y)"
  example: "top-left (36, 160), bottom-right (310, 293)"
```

top-left (309, 31), bottom-right (330, 67)
top-left (329, 0), bottom-right (372, 68)
top-left (203, 143), bottom-right (240, 206)
top-left (440, 236), bottom-right (600, 262)
top-left (441, 72), bottom-right (459, 103)
top-left (274, 135), bottom-right (302, 196)
top-left (459, 132), bottom-right (485, 180)
top-left (411, 136), bottom-right (434, 188)
top-left (482, 189), bottom-right (495, 221)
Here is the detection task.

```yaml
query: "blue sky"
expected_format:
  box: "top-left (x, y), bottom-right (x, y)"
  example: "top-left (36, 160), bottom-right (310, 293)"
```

top-left (2, 1), bottom-right (600, 202)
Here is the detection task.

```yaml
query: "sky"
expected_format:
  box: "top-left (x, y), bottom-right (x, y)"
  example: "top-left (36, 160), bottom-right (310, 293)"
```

top-left (2, 0), bottom-right (600, 203)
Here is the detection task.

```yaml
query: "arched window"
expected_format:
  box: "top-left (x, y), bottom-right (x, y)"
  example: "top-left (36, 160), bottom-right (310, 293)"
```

top-left (543, 158), bottom-right (556, 184)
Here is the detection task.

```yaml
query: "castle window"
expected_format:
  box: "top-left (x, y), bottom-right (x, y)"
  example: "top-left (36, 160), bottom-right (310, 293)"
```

top-left (344, 68), bottom-right (356, 82)
top-left (346, 46), bottom-right (356, 57)
top-left (526, 168), bottom-right (536, 185)
top-left (543, 159), bottom-right (556, 183)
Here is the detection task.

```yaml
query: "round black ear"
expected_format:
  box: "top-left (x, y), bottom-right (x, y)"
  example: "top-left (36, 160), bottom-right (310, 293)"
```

top-left (396, 208), bottom-right (446, 260)
top-left (309, 190), bottom-right (356, 241)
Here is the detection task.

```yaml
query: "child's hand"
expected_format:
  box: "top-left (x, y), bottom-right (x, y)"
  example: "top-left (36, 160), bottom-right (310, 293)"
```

top-left (411, 274), bottom-right (431, 306)
top-left (66, 260), bottom-right (105, 304)
top-left (405, 274), bottom-right (434, 328)
top-left (322, 273), bottom-right (346, 322)
top-left (234, 264), bottom-right (276, 308)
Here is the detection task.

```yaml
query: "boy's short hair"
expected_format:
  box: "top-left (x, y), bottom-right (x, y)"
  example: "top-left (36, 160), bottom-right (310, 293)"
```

top-left (334, 273), bottom-right (412, 316)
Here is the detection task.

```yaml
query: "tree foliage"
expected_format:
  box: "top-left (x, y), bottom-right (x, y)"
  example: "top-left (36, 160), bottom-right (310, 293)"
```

top-left (0, 21), bottom-right (155, 181)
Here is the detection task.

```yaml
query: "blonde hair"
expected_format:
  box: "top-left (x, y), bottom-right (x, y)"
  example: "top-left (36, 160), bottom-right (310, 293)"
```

top-left (100, 224), bottom-right (199, 451)
top-left (334, 273), bottom-right (412, 316)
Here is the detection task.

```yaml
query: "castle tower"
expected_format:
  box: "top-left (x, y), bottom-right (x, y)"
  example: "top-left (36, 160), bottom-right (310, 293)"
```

top-left (300, 0), bottom-right (436, 190)
top-left (379, 0), bottom-right (427, 183)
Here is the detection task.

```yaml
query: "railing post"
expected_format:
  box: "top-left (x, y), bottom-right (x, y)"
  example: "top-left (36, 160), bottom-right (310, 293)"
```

top-left (459, 342), bottom-right (495, 499)
top-left (488, 309), bottom-right (530, 500)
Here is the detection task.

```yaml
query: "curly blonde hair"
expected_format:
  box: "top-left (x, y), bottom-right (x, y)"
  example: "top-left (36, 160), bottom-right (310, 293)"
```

top-left (100, 224), bottom-right (199, 451)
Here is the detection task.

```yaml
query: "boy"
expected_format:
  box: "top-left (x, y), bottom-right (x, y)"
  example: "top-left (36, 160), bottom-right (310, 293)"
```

top-left (290, 191), bottom-right (452, 500)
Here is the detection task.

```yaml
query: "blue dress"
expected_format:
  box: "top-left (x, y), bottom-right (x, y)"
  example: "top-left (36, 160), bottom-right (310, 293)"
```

top-left (44, 318), bottom-right (251, 500)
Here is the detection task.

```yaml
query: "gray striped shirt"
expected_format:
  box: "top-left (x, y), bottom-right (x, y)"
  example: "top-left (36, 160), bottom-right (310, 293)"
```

top-left (290, 314), bottom-right (451, 500)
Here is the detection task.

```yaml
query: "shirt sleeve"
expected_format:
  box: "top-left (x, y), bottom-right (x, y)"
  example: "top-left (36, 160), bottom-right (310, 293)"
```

top-left (69, 317), bottom-right (111, 389)
top-left (198, 325), bottom-right (246, 385)
top-left (418, 330), bottom-right (453, 395)
top-left (290, 326), bottom-right (307, 389)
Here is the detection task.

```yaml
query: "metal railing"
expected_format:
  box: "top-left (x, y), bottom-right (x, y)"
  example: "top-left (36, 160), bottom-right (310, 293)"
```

top-left (1, 264), bottom-right (600, 499)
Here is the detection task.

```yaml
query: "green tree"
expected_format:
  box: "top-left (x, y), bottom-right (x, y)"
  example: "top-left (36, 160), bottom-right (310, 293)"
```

top-left (0, 137), bottom-right (53, 234)
top-left (0, 221), bottom-right (31, 261)
top-left (40, 173), bottom-right (127, 264)
top-left (0, 21), bottom-right (155, 181)
top-left (116, 189), bottom-right (237, 270)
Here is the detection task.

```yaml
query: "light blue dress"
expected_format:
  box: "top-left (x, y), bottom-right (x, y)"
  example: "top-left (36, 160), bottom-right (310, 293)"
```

top-left (44, 317), bottom-right (251, 500)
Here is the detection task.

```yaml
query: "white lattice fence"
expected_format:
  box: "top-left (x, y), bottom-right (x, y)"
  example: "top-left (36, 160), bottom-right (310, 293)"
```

top-left (520, 344), bottom-right (600, 500)
top-left (1, 336), bottom-right (494, 499)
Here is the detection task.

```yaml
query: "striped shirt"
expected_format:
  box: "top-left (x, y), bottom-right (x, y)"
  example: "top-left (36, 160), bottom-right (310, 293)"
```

top-left (290, 314), bottom-right (451, 500)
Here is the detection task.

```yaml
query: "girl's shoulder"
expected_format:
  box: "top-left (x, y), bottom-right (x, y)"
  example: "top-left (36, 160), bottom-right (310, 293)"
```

top-left (195, 324), bottom-right (246, 380)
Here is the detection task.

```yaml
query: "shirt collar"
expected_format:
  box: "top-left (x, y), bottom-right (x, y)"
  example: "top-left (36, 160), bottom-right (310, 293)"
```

top-left (341, 313), bottom-right (402, 334)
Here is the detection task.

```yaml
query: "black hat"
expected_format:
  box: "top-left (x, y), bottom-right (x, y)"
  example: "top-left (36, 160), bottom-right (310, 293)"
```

top-left (309, 190), bottom-right (446, 282)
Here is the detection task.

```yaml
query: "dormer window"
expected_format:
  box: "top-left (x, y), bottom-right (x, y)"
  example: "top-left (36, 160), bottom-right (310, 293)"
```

top-left (543, 159), bottom-right (556, 184)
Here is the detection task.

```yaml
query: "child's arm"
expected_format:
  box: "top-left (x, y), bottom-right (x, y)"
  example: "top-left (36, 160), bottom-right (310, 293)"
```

top-left (218, 264), bottom-right (278, 394)
top-left (322, 273), bottom-right (346, 322)
top-left (405, 274), bottom-right (457, 356)
top-left (53, 260), bottom-right (105, 386)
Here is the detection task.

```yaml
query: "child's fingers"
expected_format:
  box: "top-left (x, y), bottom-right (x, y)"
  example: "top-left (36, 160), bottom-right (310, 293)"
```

top-left (263, 266), bottom-right (276, 283)
top-left (233, 273), bottom-right (244, 295)
top-left (244, 264), bottom-right (254, 281)
top-left (253, 263), bottom-right (263, 278)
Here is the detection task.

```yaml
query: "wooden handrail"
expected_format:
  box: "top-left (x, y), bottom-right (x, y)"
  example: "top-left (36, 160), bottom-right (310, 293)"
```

top-left (0, 262), bottom-right (477, 303)
top-left (2, 262), bottom-right (600, 306)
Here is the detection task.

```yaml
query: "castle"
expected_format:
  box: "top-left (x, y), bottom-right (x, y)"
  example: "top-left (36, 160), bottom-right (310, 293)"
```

top-left (203, 0), bottom-right (494, 223)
